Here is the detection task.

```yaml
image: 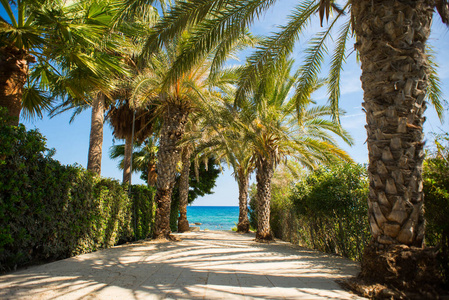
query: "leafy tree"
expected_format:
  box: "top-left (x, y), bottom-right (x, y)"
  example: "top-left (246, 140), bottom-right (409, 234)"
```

top-left (290, 163), bottom-right (370, 261)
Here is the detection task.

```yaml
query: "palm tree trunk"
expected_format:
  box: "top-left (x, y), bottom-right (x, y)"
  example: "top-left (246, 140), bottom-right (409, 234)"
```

top-left (255, 157), bottom-right (275, 241)
top-left (353, 0), bottom-right (438, 286)
top-left (153, 103), bottom-right (189, 239)
top-left (0, 46), bottom-right (33, 125)
top-left (178, 146), bottom-right (192, 233)
top-left (123, 132), bottom-right (133, 184)
top-left (87, 93), bottom-right (105, 175)
top-left (147, 163), bottom-right (157, 187)
top-left (237, 170), bottom-right (250, 233)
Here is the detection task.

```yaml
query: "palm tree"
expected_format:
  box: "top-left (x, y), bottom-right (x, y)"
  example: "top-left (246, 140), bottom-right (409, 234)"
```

top-left (240, 58), bottom-right (353, 241)
top-left (132, 28), bottom-right (256, 239)
top-left (49, 0), bottom-right (160, 176)
top-left (131, 41), bottom-right (215, 239)
top-left (109, 102), bottom-right (155, 184)
top-left (109, 135), bottom-right (159, 187)
top-left (203, 108), bottom-right (255, 233)
top-left (0, 0), bottom-right (124, 125)
top-left (177, 143), bottom-right (193, 232)
top-left (232, 147), bottom-right (254, 233)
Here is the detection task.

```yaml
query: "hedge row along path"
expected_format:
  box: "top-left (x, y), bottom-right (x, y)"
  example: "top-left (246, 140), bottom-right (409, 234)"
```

top-left (0, 231), bottom-right (364, 299)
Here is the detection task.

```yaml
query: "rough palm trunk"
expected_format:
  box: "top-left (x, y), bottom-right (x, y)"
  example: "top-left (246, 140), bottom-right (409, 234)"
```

top-left (178, 146), bottom-right (192, 233)
top-left (147, 163), bottom-right (157, 187)
top-left (153, 103), bottom-right (189, 239)
top-left (353, 0), bottom-right (441, 288)
top-left (0, 46), bottom-right (33, 125)
top-left (123, 132), bottom-right (133, 184)
top-left (237, 170), bottom-right (250, 233)
top-left (255, 157), bottom-right (275, 241)
top-left (87, 93), bottom-right (105, 175)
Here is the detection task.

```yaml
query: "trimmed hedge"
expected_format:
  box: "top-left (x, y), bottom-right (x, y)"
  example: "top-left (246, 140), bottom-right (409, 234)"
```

top-left (0, 110), bottom-right (155, 271)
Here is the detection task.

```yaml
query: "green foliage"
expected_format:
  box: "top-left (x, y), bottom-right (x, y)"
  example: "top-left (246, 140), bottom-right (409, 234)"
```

top-left (250, 162), bottom-right (370, 261)
top-left (0, 109), bottom-right (155, 271)
top-left (130, 185), bottom-right (157, 240)
top-left (423, 133), bottom-right (449, 285)
top-left (290, 163), bottom-right (370, 261)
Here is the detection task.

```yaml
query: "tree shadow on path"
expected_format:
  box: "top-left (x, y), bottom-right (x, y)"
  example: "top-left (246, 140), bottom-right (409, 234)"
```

top-left (0, 231), bottom-right (363, 299)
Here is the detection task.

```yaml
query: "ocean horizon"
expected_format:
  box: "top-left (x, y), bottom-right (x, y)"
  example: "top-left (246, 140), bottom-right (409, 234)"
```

top-left (186, 206), bottom-right (239, 231)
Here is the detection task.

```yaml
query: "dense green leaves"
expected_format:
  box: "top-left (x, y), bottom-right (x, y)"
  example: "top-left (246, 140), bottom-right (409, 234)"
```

top-left (424, 133), bottom-right (449, 285)
top-left (0, 109), bottom-right (155, 271)
top-left (248, 162), bottom-right (370, 261)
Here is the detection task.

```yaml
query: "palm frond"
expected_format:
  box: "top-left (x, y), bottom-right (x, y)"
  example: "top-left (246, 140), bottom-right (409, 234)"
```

top-left (426, 46), bottom-right (446, 122)
top-left (327, 17), bottom-right (351, 122)
top-left (21, 85), bottom-right (54, 120)
top-left (236, 0), bottom-right (319, 105)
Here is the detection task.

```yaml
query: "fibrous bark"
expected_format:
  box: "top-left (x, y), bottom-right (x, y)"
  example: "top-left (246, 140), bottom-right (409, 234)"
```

top-left (352, 0), bottom-right (440, 291)
top-left (0, 46), bottom-right (34, 125)
top-left (87, 93), bottom-right (105, 175)
top-left (353, 0), bottom-right (432, 249)
top-left (153, 103), bottom-right (189, 239)
top-left (255, 156), bottom-right (275, 241)
top-left (147, 163), bottom-right (157, 187)
top-left (237, 171), bottom-right (250, 233)
top-left (178, 145), bottom-right (192, 233)
top-left (123, 132), bottom-right (133, 184)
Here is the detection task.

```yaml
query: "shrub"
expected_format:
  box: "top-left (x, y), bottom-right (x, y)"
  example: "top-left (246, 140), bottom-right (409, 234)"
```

top-left (423, 133), bottom-right (449, 285)
top-left (0, 109), bottom-right (155, 271)
top-left (257, 163), bottom-right (370, 261)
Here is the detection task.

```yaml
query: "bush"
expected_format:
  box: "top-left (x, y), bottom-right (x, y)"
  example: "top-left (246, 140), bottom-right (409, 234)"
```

top-left (423, 133), bottom-right (449, 286)
top-left (0, 109), bottom-right (155, 271)
top-left (257, 163), bottom-right (370, 261)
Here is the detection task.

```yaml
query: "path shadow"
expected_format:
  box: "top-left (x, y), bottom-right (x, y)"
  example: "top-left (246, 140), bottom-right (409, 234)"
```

top-left (0, 231), bottom-right (362, 299)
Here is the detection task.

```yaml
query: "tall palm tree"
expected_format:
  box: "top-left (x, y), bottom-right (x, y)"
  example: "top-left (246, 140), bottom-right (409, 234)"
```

top-left (132, 31), bottom-right (254, 238)
top-left (0, 0), bottom-right (124, 125)
top-left (240, 58), bottom-right (353, 241)
top-left (232, 147), bottom-right (254, 233)
top-left (177, 143), bottom-right (193, 232)
top-left (202, 107), bottom-right (255, 233)
top-left (131, 41), bottom-right (216, 239)
top-left (109, 135), bottom-right (159, 187)
top-left (49, 0), bottom-right (159, 176)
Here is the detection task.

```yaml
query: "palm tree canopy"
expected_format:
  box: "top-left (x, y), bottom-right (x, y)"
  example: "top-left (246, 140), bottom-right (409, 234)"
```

top-left (238, 57), bottom-right (353, 169)
top-left (0, 0), bottom-right (132, 119)
top-left (140, 0), bottom-right (448, 121)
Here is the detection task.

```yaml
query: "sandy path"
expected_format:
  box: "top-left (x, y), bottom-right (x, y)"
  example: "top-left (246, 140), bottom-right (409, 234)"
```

top-left (0, 231), bottom-right (365, 299)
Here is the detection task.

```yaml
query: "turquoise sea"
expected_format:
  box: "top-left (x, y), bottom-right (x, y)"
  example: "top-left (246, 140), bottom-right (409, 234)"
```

top-left (186, 206), bottom-right (239, 231)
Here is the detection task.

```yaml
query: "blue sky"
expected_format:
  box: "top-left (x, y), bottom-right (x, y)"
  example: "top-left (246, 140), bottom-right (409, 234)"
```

top-left (4, 1), bottom-right (448, 206)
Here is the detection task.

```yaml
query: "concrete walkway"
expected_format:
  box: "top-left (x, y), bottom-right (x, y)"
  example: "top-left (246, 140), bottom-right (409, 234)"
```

top-left (0, 231), bottom-right (365, 299)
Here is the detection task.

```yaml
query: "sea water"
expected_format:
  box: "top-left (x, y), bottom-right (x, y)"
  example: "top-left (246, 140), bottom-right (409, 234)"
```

top-left (186, 206), bottom-right (239, 231)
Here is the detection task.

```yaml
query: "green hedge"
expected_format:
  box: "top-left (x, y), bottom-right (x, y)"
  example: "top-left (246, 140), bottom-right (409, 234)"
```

top-left (290, 163), bottom-right (370, 261)
top-left (249, 163), bottom-right (371, 261)
top-left (423, 134), bottom-right (449, 286)
top-left (0, 110), bottom-right (155, 271)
